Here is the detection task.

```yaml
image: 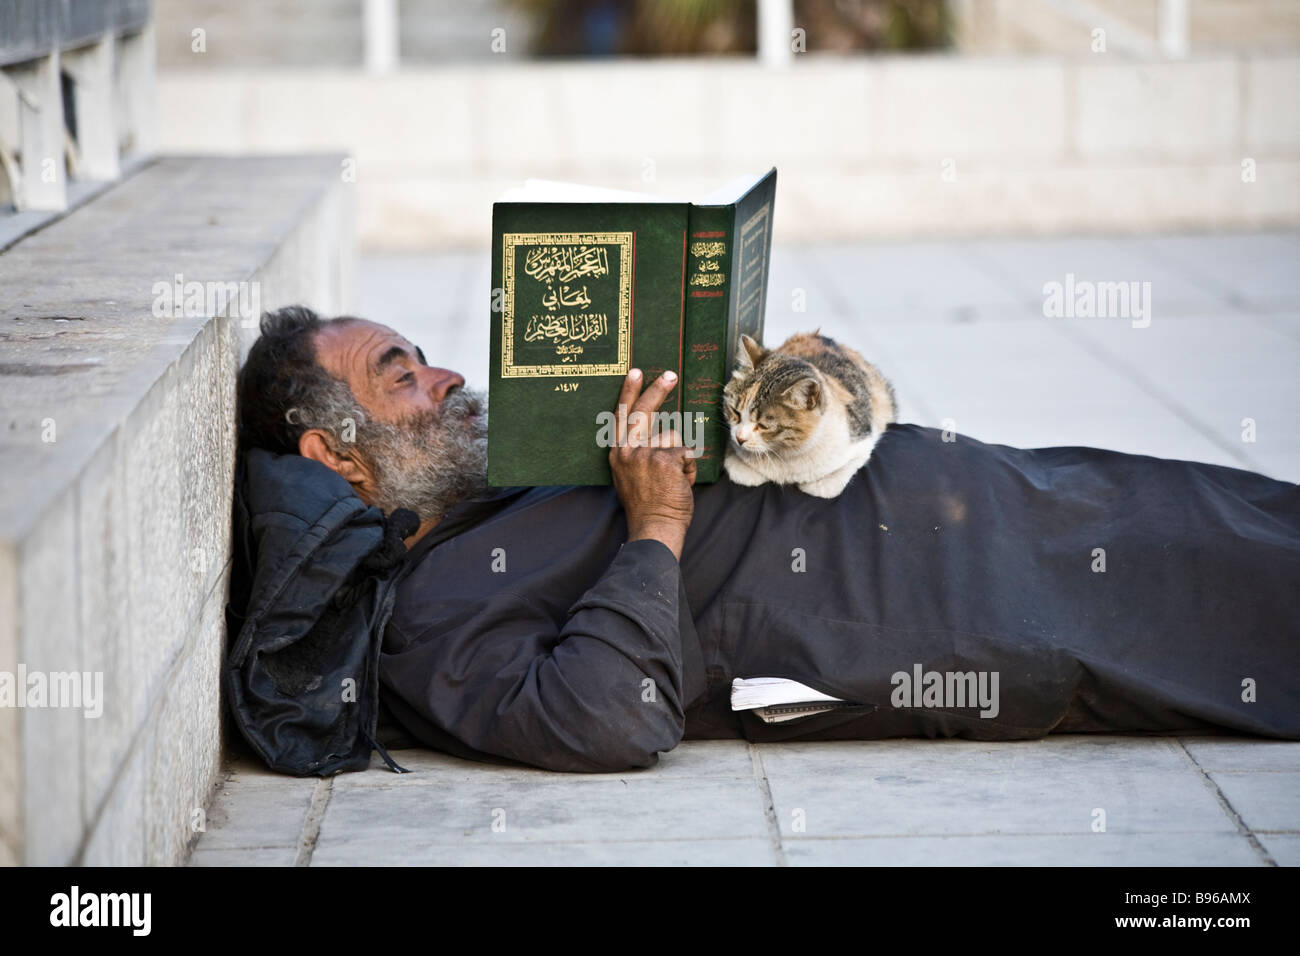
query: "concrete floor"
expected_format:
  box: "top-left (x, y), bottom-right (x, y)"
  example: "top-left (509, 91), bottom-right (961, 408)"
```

top-left (192, 232), bottom-right (1300, 866)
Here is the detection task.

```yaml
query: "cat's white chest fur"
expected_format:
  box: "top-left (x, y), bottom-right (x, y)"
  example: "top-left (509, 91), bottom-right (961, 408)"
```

top-left (724, 401), bottom-right (883, 498)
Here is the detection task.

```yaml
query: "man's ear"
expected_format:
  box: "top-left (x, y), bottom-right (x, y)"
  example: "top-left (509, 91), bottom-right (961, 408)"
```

top-left (299, 428), bottom-right (372, 488)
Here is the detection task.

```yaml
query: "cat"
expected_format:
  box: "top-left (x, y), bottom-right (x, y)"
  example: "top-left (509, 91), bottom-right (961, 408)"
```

top-left (721, 330), bottom-right (897, 498)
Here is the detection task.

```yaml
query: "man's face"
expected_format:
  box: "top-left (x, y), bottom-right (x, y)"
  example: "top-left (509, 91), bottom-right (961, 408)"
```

top-left (311, 319), bottom-right (489, 521)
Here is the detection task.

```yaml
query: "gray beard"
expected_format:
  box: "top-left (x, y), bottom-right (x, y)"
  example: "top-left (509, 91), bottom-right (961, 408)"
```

top-left (357, 387), bottom-right (489, 523)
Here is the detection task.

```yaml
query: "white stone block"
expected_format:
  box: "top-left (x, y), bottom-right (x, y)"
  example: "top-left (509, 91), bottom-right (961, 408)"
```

top-left (77, 430), bottom-right (135, 825)
top-left (1245, 58), bottom-right (1300, 151)
top-left (872, 56), bottom-right (1067, 162)
top-left (19, 497), bottom-right (83, 865)
top-left (0, 541), bottom-right (19, 866)
top-left (1075, 59), bottom-right (1238, 159)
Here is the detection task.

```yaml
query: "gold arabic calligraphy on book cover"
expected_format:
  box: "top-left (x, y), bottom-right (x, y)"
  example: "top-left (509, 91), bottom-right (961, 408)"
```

top-left (501, 232), bottom-right (634, 379)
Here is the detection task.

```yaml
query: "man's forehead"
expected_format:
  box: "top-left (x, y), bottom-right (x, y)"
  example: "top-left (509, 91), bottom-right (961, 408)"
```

top-left (314, 320), bottom-right (417, 379)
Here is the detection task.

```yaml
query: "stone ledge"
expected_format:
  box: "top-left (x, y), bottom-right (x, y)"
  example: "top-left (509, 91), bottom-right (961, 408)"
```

top-left (155, 54), bottom-right (1300, 249)
top-left (0, 154), bottom-right (355, 864)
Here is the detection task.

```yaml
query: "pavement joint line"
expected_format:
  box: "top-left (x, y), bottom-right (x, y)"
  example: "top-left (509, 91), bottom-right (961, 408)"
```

top-left (294, 777), bottom-right (335, 868)
top-left (1175, 739), bottom-right (1277, 867)
top-left (747, 743), bottom-right (787, 867)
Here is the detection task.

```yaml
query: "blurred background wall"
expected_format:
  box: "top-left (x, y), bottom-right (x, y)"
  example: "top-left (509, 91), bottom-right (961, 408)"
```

top-left (151, 0), bottom-right (1300, 250)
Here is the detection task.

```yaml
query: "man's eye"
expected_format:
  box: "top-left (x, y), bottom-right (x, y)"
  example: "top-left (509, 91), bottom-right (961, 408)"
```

top-left (398, 372), bottom-right (415, 384)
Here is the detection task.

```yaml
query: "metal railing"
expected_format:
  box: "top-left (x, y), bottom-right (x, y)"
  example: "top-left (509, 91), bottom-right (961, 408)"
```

top-left (0, 0), bottom-right (154, 215)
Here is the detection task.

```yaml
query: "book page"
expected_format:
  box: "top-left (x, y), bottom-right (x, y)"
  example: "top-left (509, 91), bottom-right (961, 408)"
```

top-left (498, 179), bottom-right (681, 204)
top-left (731, 677), bottom-right (846, 710)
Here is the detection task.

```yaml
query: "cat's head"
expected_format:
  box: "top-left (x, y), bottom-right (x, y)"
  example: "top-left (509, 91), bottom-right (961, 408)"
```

top-left (722, 333), bottom-right (824, 457)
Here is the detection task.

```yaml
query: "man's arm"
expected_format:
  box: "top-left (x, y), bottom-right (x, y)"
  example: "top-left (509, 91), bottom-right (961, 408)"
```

top-left (381, 370), bottom-right (701, 773)
top-left (383, 534), bottom-right (698, 772)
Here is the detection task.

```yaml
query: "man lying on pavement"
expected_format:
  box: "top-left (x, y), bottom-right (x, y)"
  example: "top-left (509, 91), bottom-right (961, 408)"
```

top-left (228, 306), bottom-right (1300, 774)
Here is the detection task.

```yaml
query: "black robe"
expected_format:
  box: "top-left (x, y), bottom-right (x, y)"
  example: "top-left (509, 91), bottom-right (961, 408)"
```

top-left (378, 424), bottom-right (1300, 773)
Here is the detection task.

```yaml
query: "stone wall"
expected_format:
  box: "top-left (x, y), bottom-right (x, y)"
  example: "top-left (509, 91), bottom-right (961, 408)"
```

top-left (0, 154), bottom-right (355, 865)
top-left (154, 54), bottom-right (1300, 250)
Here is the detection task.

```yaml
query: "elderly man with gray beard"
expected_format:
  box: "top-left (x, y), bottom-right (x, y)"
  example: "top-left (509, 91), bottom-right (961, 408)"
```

top-left (229, 306), bottom-right (1300, 774)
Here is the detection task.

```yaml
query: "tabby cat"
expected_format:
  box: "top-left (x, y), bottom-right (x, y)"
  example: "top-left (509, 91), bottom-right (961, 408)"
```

top-left (721, 331), bottom-right (897, 498)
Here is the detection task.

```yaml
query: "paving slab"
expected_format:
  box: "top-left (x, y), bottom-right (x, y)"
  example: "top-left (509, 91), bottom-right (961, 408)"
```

top-left (1257, 834), bottom-right (1300, 867)
top-left (833, 316), bottom-right (1248, 467)
top-left (1132, 233), bottom-right (1300, 311)
top-left (1207, 772), bottom-right (1300, 833)
top-left (1253, 312), bottom-right (1300, 346)
top-left (1052, 313), bottom-right (1300, 479)
top-left (188, 845), bottom-right (301, 867)
top-left (349, 738), bottom-right (756, 784)
top-left (964, 236), bottom-right (1236, 315)
top-left (194, 735), bottom-right (1300, 865)
top-left (193, 780), bottom-right (316, 853)
top-left (758, 738), bottom-right (1240, 838)
top-left (790, 241), bottom-right (1026, 324)
top-left (314, 838), bottom-right (775, 867)
top-left (309, 773), bottom-right (773, 865)
top-left (782, 832), bottom-right (1265, 866)
top-left (1182, 738), bottom-right (1300, 772)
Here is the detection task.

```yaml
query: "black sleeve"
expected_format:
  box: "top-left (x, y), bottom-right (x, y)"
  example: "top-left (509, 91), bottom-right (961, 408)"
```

top-left (380, 539), bottom-right (703, 773)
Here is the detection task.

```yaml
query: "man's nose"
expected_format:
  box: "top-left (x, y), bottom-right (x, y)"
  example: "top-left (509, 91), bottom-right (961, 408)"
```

top-left (425, 367), bottom-right (465, 402)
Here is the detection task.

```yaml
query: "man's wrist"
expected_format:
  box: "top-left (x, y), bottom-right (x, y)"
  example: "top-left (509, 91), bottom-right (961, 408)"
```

top-left (626, 520), bottom-right (687, 560)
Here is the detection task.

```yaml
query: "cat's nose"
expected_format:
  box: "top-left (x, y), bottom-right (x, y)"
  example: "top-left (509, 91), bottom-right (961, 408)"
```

top-left (735, 434), bottom-right (748, 446)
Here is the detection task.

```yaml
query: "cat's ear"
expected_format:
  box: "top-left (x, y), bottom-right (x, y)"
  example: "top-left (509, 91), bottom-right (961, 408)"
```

top-left (737, 333), bottom-right (765, 371)
top-left (782, 376), bottom-right (822, 411)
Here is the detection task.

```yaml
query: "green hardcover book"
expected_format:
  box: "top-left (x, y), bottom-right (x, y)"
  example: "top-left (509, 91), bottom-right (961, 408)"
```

top-left (488, 170), bottom-right (777, 487)
top-left (682, 168), bottom-right (777, 481)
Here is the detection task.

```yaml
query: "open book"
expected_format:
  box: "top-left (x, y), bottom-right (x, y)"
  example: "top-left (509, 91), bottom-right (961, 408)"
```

top-left (730, 677), bottom-right (852, 724)
top-left (488, 170), bottom-right (777, 486)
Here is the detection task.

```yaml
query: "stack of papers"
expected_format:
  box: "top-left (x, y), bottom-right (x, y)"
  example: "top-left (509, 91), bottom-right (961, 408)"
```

top-left (730, 677), bottom-right (852, 724)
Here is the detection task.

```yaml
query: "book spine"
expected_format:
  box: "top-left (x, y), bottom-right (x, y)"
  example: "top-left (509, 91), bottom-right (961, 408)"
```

top-left (682, 205), bottom-right (735, 483)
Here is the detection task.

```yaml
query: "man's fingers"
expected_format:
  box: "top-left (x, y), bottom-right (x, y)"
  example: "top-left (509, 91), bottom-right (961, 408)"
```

top-left (650, 428), bottom-right (683, 449)
top-left (614, 369), bottom-right (642, 446)
top-left (630, 370), bottom-right (678, 420)
top-left (622, 371), bottom-right (679, 447)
